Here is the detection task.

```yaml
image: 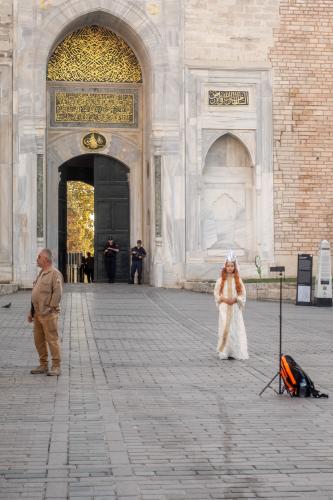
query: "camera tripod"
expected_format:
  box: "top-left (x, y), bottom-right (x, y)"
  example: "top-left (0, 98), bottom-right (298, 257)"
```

top-left (259, 267), bottom-right (285, 396)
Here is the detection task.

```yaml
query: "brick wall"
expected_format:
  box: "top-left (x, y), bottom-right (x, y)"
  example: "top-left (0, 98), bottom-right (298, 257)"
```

top-left (270, 0), bottom-right (333, 259)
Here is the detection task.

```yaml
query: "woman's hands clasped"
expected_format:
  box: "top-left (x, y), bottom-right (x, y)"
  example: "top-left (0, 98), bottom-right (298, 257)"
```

top-left (219, 296), bottom-right (237, 306)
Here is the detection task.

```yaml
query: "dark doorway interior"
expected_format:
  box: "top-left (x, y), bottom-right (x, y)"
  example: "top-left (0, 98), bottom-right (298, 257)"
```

top-left (58, 154), bottom-right (130, 282)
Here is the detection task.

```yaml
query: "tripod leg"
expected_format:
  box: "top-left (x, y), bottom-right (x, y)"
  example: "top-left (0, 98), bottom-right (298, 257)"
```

top-left (259, 372), bottom-right (280, 397)
top-left (279, 274), bottom-right (283, 394)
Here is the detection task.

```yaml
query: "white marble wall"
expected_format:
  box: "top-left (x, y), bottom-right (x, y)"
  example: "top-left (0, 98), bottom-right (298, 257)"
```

top-left (185, 0), bottom-right (280, 66)
top-left (184, 68), bottom-right (275, 280)
top-left (10, 0), bottom-right (184, 287)
top-left (183, 0), bottom-right (279, 281)
top-left (0, 64), bottom-right (12, 282)
top-left (1, 0), bottom-right (280, 287)
top-left (0, 0), bottom-right (13, 282)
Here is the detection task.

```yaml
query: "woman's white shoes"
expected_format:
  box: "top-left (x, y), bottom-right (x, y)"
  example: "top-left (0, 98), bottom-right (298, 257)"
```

top-left (218, 352), bottom-right (228, 360)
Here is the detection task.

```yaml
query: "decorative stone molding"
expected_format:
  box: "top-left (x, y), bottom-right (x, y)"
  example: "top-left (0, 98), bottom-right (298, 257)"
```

top-left (154, 155), bottom-right (162, 238)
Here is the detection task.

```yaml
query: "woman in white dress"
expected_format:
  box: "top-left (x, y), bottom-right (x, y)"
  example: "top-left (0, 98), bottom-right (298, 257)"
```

top-left (214, 253), bottom-right (249, 360)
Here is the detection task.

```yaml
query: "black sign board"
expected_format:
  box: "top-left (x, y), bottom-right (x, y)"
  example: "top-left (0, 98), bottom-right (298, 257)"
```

top-left (296, 254), bottom-right (313, 305)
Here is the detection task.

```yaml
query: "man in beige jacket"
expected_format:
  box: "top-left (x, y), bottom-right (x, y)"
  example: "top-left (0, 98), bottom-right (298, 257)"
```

top-left (27, 248), bottom-right (63, 376)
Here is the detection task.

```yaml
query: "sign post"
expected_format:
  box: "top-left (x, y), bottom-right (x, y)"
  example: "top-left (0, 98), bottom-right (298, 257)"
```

top-left (314, 240), bottom-right (332, 307)
top-left (296, 254), bottom-right (313, 305)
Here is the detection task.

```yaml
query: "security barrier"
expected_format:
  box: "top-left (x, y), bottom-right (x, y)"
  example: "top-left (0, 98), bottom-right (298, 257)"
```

top-left (66, 252), bottom-right (82, 283)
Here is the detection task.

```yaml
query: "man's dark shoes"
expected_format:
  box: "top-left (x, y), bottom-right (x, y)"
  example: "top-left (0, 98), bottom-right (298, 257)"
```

top-left (47, 367), bottom-right (61, 377)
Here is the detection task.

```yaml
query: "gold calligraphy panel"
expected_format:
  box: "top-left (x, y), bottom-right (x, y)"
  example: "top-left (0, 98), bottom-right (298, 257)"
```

top-left (47, 25), bottom-right (142, 83)
top-left (55, 92), bottom-right (134, 124)
top-left (208, 90), bottom-right (249, 106)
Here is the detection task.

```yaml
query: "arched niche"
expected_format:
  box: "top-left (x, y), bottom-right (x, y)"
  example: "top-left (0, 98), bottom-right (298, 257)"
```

top-left (203, 134), bottom-right (253, 172)
top-left (202, 133), bottom-right (255, 259)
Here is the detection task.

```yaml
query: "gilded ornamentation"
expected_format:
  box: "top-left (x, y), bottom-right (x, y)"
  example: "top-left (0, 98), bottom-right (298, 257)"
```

top-left (39, 0), bottom-right (51, 8)
top-left (47, 25), bottom-right (142, 82)
top-left (55, 92), bottom-right (134, 124)
top-left (82, 132), bottom-right (106, 150)
top-left (147, 3), bottom-right (160, 15)
top-left (208, 90), bottom-right (249, 106)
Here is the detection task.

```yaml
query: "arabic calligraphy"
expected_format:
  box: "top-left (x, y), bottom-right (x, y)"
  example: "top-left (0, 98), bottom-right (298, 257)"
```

top-left (47, 25), bottom-right (142, 83)
top-left (55, 92), bottom-right (134, 124)
top-left (208, 90), bottom-right (249, 106)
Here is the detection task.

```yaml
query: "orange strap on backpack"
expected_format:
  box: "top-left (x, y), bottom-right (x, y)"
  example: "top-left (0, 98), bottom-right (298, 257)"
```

top-left (280, 355), bottom-right (297, 396)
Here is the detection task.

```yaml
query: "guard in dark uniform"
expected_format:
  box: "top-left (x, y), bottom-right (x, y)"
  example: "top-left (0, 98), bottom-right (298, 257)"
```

top-left (104, 239), bottom-right (119, 283)
top-left (129, 240), bottom-right (146, 284)
top-left (85, 252), bottom-right (94, 283)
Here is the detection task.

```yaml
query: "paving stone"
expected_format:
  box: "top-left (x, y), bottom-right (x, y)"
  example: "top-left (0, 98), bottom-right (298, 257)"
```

top-left (46, 481), bottom-right (68, 497)
top-left (0, 286), bottom-right (332, 499)
top-left (116, 480), bottom-right (139, 496)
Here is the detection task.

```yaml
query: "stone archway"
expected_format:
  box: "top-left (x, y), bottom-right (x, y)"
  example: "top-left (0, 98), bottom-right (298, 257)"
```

top-left (202, 133), bottom-right (256, 260)
top-left (47, 131), bottom-right (141, 268)
top-left (58, 154), bottom-right (130, 283)
top-left (14, 1), bottom-right (183, 288)
top-left (45, 20), bottom-right (146, 272)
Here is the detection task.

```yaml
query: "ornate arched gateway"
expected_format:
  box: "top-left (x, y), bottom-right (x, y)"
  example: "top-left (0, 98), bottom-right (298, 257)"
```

top-left (9, 1), bottom-right (275, 288)
top-left (46, 25), bottom-right (145, 282)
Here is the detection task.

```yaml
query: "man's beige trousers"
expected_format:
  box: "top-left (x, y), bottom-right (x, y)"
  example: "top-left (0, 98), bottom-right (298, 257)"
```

top-left (33, 313), bottom-right (61, 368)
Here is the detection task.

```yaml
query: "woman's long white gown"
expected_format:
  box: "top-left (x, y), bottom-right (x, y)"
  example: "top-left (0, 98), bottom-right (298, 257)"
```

top-left (213, 275), bottom-right (249, 360)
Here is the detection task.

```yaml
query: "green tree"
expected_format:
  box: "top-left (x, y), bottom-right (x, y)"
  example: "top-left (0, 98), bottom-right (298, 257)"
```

top-left (67, 181), bottom-right (94, 254)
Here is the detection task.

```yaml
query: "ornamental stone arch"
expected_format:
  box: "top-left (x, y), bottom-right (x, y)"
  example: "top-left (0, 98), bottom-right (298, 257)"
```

top-left (203, 133), bottom-right (254, 172)
top-left (47, 130), bottom-right (142, 262)
top-left (202, 130), bottom-right (256, 171)
top-left (42, 10), bottom-right (152, 272)
top-left (14, 0), bottom-right (183, 287)
top-left (201, 132), bottom-right (256, 261)
top-left (13, 0), bottom-right (179, 286)
top-left (184, 68), bottom-right (274, 282)
top-left (32, 4), bottom-right (167, 118)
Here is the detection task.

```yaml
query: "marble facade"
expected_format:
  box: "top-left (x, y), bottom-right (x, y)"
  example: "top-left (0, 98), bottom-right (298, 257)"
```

top-left (185, 68), bottom-right (274, 281)
top-left (1, 0), bottom-right (280, 287)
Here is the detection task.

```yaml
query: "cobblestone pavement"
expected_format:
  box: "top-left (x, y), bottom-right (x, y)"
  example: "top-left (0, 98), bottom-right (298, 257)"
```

top-left (0, 284), bottom-right (332, 500)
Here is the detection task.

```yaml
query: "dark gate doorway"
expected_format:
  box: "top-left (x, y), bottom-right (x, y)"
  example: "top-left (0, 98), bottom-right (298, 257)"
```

top-left (58, 154), bottom-right (130, 282)
top-left (94, 155), bottom-right (130, 282)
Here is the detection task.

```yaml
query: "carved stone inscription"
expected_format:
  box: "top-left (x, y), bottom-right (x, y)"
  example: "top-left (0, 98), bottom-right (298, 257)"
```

top-left (208, 90), bottom-right (249, 106)
top-left (55, 92), bottom-right (134, 124)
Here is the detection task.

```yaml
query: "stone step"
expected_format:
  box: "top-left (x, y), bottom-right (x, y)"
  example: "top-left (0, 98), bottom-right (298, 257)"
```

top-left (184, 280), bottom-right (297, 302)
top-left (0, 283), bottom-right (19, 296)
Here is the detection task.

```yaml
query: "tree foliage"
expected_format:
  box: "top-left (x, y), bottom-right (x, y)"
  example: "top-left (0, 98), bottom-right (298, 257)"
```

top-left (67, 181), bottom-right (94, 254)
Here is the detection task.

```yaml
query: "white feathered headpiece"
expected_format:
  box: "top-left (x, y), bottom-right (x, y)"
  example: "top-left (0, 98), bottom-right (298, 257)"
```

top-left (222, 249), bottom-right (239, 271)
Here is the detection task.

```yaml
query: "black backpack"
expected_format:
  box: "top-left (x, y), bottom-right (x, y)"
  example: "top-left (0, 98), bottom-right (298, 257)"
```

top-left (281, 354), bottom-right (328, 398)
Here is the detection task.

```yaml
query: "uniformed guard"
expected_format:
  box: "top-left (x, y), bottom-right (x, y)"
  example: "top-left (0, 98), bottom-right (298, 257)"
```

top-left (129, 240), bottom-right (146, 284)
top-left (85, 252), bottom-right (94, 283)
top-left (27, 248), bottom-right (63, 376)
top-left (104, 238), bottom-right (120, 283)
